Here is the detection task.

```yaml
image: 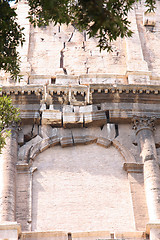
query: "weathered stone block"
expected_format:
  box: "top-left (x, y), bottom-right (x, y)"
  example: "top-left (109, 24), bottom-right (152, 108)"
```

top-left (79, 105), bottom-right (98, 112)
top-left (63, 112), bottom-right (83, 128)
top-left (18, 135), bottom-right (42, 161)
top-left (39, 125), bottom-right (57, 138)
top-left (63, 105), bottom-right (74, 112)
top-left (58, 128), bottom-right (73, 147)
top-left (20, 111), bottom-right (40, 124)
top-left (97, 137), bottom-right (112, 148)
top-left (100, 123), bottom-right (116, 140)
top-left (42, 110), bottom-right (62, 126)
top-left (84, 111), bottom-right (107, 127)
top-left (71, 128), bottom-right (96, 145)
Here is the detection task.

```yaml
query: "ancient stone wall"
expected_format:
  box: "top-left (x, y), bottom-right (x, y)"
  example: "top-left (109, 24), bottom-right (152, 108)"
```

top-left (2, 0), bottom-right (160, 239)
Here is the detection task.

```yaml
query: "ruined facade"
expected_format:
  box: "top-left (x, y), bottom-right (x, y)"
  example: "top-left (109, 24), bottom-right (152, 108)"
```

top-left (1, 1), bottom-right (160, 239)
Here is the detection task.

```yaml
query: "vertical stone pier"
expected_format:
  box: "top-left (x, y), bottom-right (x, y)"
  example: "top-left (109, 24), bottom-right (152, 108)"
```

top-left (0, 127), bottom-right (18, 222)
top-left (133, 116), bottom-right (160, 239)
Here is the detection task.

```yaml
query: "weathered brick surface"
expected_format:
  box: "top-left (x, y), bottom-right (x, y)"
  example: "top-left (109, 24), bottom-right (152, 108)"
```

top-left (128, 172), bottom-right (149, 231)
top-left (16, 170), bottom-right (30, 231)
top-left (31, 144), bottom-right (135, 232)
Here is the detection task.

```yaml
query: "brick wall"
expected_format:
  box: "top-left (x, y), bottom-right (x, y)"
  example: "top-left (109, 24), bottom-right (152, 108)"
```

top-left (31, 144), bottom-right (135, 232)
top-left (16, 170), bottom-right (30, 231)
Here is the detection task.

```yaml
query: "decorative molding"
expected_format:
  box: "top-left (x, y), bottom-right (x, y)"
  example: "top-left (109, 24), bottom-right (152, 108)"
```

top-left (123, 163), bottom-right (143, 173)
top-left (132, 116), bottom-right (156, 134)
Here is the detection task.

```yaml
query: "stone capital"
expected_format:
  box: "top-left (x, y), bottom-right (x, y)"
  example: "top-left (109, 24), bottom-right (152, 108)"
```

top-left (132, 116), bottom-right (156, 134)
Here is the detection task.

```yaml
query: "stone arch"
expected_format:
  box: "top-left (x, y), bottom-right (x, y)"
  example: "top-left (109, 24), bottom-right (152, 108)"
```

top-left (28, 133), bottom-right (136, 164)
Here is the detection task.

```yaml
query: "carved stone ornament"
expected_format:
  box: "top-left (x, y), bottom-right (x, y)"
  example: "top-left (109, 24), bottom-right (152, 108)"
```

top-left (132, 116), bottom-right (156, 134)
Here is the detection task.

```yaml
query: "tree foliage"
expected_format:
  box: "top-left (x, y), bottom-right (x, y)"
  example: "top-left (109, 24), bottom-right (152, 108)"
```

top-left (0, 0), bottom-right (25, 80)
top-left (0, 95), bottom-right (20, 153)
top-left (0, 0), bottom-right (156, 78)
top-left (28, 0), bottom-right (156, 51)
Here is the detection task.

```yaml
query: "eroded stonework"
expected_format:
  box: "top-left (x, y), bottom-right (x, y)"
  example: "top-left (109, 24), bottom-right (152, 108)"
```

top-left (1, 0), bottom-right (160, 239)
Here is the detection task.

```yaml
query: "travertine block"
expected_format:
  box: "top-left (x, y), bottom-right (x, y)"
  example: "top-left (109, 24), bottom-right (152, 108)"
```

top-left (63, 105), bottom-right (74, 112)
top-left (63, 112), bottom-right (83, 128)
top-left (84, 111), bottom-right (107, 127)
top-left (79, 74), bottom-right (125, 85)
top-left (20, 111), bottom-right (40, 124)
top-left (22, 231), bottom-right (68, 240)
top-left (39, 125), bottom-right (57, 138)
top-left (58, 129), bottom-right (73, 147)
top-left (127, 73), bottom-right (150, 85)
top-left (18, 135), bottom-right (42, 161)
top-left (56, 75), bottom-right (79, 85)
top-left (42, 110), bottom-right (62, 126)
top-left (97, 137), bottom-right (111, 148)
top-left (71, 128), bottom-right (96, 145)
top-left (100, 123), bottom-right (116, 140)
top-left (79, 105), bottom-right (98, 112)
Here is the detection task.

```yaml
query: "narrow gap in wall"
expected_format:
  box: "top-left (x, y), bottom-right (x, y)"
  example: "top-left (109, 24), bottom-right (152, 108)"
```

top-left (115, 124), bottom-right (119, 137)
top-left (71, 131), bottom-right (75, 145)
top-left (68, 233), bottom-right (72, 240)
top-left (82, 41), bottom-right (85, 51)
top-left (84, 31), bottom-right (86, 41)
top-left (68, 28), bottom-right (75, 42)
top-left (24, 135), bottom-right (32, 143)
top-left (105, 110), bottom-right (110, 122)
top-left (63, 67), bottom-right (67, 75)
top-left (37, 124), bottom-right (40, 135)
top-left (31, 124), bottom-right (34, 138)
top-left (97, 105), bottom-right (101, 110)
top-left (46, 104), bottom-right (49, 109)
top-left (110, 233), bottom-right (115, 239)
top-left (61, 112), bottom-right (63, 127)
top-left (146, 234), bottom-right (149, 239)
top-left (39, 111), bottom-right (42, 126)
top-left (58, 26), bottom-right (60, 32)
top-left (86, 67), bottom-right (89, 74)
top-left (83, 113), bottom-right (85, 128)
top-left (100, 125), bottom-right (103, 130)
top-left (60, 50), bottom-right (63, 68)
top-left (51, 77), bottom-right (56, 84)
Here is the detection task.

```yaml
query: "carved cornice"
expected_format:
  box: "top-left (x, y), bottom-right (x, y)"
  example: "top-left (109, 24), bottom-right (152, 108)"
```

top-left (132, 116), bottom-right (156, 134)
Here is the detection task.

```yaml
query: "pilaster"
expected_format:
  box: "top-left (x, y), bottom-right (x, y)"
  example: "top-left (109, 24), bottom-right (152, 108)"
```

top-left (133, 116), bottom-right (160, 239)
top-left (0, 126), bottom-right (18, 222)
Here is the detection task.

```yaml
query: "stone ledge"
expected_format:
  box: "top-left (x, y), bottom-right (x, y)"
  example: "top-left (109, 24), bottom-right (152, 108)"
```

top-left (21, 230), bottom-right (146, 240)
top-left (16, 163), bottom-right (30, 172)
top-left (146, 221), bottom-right (160, 234)
top-left (123, 163), bottom-right (143, 173)
top-left (0, 222), bottom-right (21, 238)
top-left (21, 230), bottom-right (67, 239)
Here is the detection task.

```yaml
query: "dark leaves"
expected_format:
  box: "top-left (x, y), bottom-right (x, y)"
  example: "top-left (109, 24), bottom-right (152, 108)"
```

top-left (0, 0), bottom-right (25, 80)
